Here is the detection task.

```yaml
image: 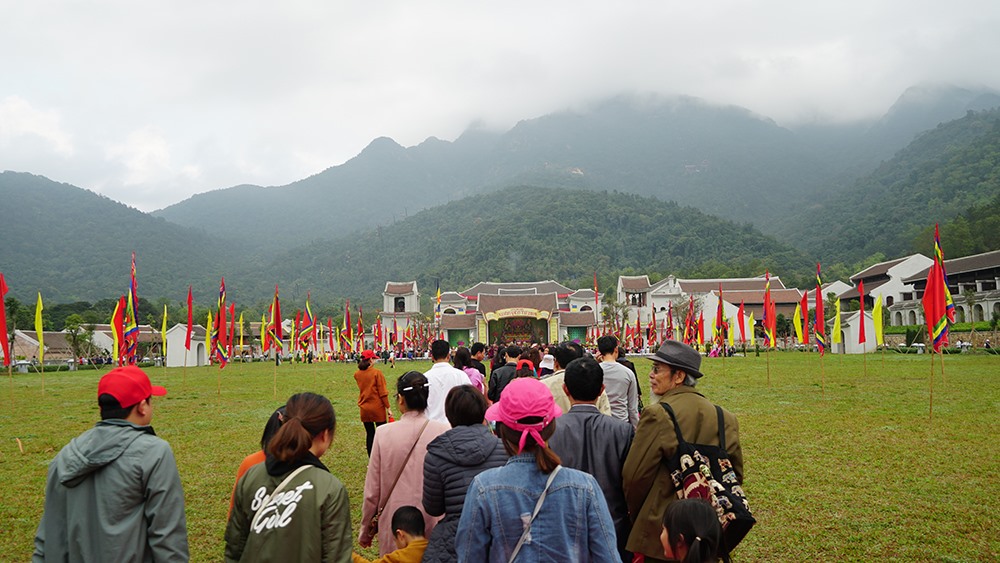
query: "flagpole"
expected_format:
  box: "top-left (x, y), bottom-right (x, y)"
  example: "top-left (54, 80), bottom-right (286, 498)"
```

top-left (929, 349), bottom-right (934, 421)
top-left (820, 354), bottom-right (825, 398)
top-left (939, 348), bottom-right (946, 385)
top-left (862, 348), bottom-right (867, 378)
top-left (273, 358), bottom-right (278, 401)
top-left (217, 365), bottom-right (221, 397)
top-left (766, 348), bottom-right (771, 387)
top-left (8, 363), bottom-right (13, 410)
top-left (183, 349), bottom-right (188, 388)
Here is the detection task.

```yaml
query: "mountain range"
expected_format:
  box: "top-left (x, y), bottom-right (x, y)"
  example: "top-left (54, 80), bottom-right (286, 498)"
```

top-left (2, 83), bottom-right (998, 310)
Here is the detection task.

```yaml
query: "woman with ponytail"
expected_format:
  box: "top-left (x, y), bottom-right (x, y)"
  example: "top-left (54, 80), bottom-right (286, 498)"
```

top-left (660, 499), bottom-right (723, 563)
top-left (225, 393), bottom-right (351, 563)
top-left (455, 377), bottom-right (618, 561)
top-left (359, 371), bottom-right (450, 557)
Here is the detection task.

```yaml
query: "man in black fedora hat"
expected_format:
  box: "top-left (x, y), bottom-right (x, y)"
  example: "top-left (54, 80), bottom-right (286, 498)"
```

top-left (621, 340), bottom-right (744, 562)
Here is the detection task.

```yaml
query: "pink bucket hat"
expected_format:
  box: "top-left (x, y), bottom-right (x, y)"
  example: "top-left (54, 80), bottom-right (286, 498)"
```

top-left (485, 377), bottom-right (562, 452)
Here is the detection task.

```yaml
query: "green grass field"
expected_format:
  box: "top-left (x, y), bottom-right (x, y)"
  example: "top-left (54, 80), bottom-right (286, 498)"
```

top-left (1, 353), bottom-right (997, 561)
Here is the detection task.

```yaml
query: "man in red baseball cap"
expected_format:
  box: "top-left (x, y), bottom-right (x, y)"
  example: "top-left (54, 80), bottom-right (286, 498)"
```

top-left (34, 366), bottom-right (188, 561)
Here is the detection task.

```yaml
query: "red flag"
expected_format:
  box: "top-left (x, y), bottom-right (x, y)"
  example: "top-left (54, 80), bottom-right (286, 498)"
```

top-left (393, 318), bottom-right (398, 344)
top-left (272, 285), bottom-right (283, 342)
top-left (715, 284), bottom-right (725, 346)
top-left (815, 263), bottom-right (826, 356)
top-left (858, 280), bottom-right (867, 344)
top-left (737, 300), bottom-right (746, 343)
top-left (697, 311), bottom-right (705, 345)
top-left (0, 273), bottom-right (10, 366)
top-left (185, 286), bottom-right (193, 350)
top-left (762, 270), bottom-right (773, 347)
top-left (922, 260), bottom-right (949, 352)
top-left (228, 303), bottom-right (236, 358)
top-left (328, 318), bottom-right (334, 352)
top-left (113, 295), bottom-right (126, 365)
top-left (593, 272), bottom-right (599, 312)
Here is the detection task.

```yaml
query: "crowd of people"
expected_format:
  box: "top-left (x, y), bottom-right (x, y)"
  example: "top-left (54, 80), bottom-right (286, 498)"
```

top-left (32, 336), bottom-right (744, 563)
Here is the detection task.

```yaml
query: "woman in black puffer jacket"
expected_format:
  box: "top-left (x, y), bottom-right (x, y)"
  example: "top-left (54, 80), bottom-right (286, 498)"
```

top-left (421, 385), bottom-right (508, 562)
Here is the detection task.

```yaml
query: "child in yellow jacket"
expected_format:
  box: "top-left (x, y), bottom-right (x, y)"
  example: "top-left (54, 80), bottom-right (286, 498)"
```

top-left (353, 506), bottom-right (428, 563)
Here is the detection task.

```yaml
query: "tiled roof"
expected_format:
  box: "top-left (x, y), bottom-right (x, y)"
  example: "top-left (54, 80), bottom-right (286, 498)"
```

top-left (838, 278), bottom-right (889, 300)
top-left (559, 311), bottom-right (597, 327)
top-left (902, 250), bottom-right (1000, 283)
top-left (716, 288), bottom-right (804, 304)
top-left (678, 277), bottom-right (780, 293)
top-left (620, 276), bottom-right (651, 291)
top-left (463, 280), bottom-right (573, 296)
top-left (384, 281), bottom-right (417, 295)
top-left (850, 256), bottom-right (913, 281)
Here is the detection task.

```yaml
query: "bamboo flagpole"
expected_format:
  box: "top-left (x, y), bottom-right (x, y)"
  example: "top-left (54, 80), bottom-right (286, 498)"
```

top-left (929, 349), bottom-right (934, 421)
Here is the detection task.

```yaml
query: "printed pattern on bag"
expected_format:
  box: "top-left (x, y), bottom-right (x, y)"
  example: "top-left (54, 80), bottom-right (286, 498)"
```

top-left (661, 402), bottom-right (755, 557)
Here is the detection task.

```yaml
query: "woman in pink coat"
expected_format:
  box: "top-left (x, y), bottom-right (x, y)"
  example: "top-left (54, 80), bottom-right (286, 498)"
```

top-left (359, 371), bottom-right (450, 557)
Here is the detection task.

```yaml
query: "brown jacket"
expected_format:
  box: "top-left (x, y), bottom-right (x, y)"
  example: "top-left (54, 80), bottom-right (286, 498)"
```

top-left (622, 385), bottom-right (743, 560)
top-left (355, 367), bottom-right (391, 423)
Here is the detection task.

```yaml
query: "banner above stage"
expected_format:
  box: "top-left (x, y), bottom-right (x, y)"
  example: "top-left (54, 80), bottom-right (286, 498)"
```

top-left (485, 307), bottom-right (552, 321)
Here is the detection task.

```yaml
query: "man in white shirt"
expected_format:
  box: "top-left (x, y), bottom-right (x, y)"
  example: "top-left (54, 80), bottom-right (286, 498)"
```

top-left (597, 335), bottom-right (639, 427)
top-left (423, 339), bottom-right (471, 425)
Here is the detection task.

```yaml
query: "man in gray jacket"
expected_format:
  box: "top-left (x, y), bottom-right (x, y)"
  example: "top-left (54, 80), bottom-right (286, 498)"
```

top-left (547, 356), bottom-right (635, 562)
top-left (33, 366), bottom-right (189, 562)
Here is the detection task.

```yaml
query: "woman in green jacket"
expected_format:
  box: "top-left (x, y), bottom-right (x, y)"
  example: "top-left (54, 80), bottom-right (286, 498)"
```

top-left (225, 392), bottom-right (352, 562)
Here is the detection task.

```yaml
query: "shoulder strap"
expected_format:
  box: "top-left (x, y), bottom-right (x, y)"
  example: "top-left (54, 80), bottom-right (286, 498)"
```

top-left (251, 464), bottom-right (311, 525)
top-left (508, 465), bottom-right (562, 563)
top-left (379, 418), bottom-right (430, 513)
top-left (659, 402), bottom-right (687, 445)
top-left (716, 405), bottom-right (727, 449)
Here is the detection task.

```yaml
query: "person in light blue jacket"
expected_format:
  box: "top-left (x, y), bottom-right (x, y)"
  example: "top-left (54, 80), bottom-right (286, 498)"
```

top-left (455, 377), bottom-right (617, 562)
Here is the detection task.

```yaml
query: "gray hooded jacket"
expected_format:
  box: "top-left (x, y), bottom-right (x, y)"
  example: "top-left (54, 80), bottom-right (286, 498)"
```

top-left (33, 419), bottom-right (189, 562)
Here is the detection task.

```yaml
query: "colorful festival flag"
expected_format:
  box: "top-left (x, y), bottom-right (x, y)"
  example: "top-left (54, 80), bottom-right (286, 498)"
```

top-left (832, 299), bottom-right (842, 346)
top-left (111, 296), bottom-right (125, 365)
top-left (815, 263), bottom-right (826, 356)
top-left (185, 286), bottom-right (193, 351)
top-left (714, 284), bottom-right (726, 347)
top-left (922, 259), bottom-right (949, 352)
top-left (799, 292), bottom-right (810, 346)
top-left (737, 300), bottom-right (746, 344)
top-left (269, 285), bottom-right (283, 351)
top-left (213, 278), bottom-right (229, 368)
top-left (35, 292), bottom-right (45, 366)
top-left (299, 294), bottom-right (316, 348)
top-left (934, 224), bottom-right (956, 323)
top-left (858, 280), bottom-right (867, 345)
top-left (793, 301), bottom-right (804, 344)
top-left (873, 295), bottom-right (884, 346)
top-left (0, 273), bottom-right (10, 367)
top-left (161, 304), bottom-right (168, 356)
top-left (762, 270), bottom-right (774, 348)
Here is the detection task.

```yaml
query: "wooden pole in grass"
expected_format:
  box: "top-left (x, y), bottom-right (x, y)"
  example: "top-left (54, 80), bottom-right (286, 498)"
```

top-left (8, 363), bottom-right (13, 410)
top-left (939, 348), bottom-right (946, 385)
top-left (765, 347), bottom-right (771, 387)
top-left (273, 358), bottom-right (278, 401)
top-left (820, 354), bottom-right (825, 398)
top-left (183, 349), bottom-right (188, 388)
top-left (863, 347), bottom-right (867, 379)
top-left (929, 350), bottom-right (935, 420)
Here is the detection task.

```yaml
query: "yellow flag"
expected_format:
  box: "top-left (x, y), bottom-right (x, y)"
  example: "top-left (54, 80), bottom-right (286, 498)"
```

top-left (110, 299), bottom-right (121, 363)
top-left (793, 302), bottom-right (803, 344)
top-left (748, 312), bottom-right (755, 345)
top-left (728, 316), bottom-right (735, 347)
top-left (873, 295), bottom-right (884, 346)
top-left (35, 292), bottom-right (44, 365)
top-left (206, 311), bottom-right (213, 351)
top-left (832, 299), bottom-right (842, 344)
top-left (161, 305), bottom-right (168, 349)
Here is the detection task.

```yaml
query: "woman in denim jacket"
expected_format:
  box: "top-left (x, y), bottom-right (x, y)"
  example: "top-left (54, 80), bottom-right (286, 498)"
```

top-left (455, 378), bottom-right (618, 562)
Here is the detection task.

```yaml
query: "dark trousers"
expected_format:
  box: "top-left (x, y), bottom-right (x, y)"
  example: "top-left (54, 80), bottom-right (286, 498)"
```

top-left (363, 420), bottom-right (386, 457)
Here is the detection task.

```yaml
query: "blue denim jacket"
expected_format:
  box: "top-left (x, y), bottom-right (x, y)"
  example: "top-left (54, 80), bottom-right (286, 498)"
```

top-left (455, 453), bottom-right (618, 562)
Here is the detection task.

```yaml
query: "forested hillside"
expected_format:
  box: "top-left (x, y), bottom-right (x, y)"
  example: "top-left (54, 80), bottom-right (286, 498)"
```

top-left (0, 172), bottom-right (244, 302)
top-left (787, 108), bottom-right (1000, 263)
top-left (236, 186), bottom-right (816, 309)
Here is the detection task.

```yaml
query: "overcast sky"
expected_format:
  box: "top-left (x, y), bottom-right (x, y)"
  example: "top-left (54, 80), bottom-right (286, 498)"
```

top-left (2, 1), bottom-right (998, 212)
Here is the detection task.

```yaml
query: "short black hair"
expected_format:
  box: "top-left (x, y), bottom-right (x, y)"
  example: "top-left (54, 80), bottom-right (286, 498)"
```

top-left (392, 505), bottom-right (426, 537)
top-left (470, 342), bottom-right (486, 355)
top-left (550, 342), bottom-right (583, 370)
top-left (430, 339), bottom-right (451, 360)
top-left (505, 345), bottom-right (522, 359)
top-left (445, 385), bottom-right (488, 427)
top-left (564, 357), bottom-right (604, 401)
top-left (597, 335), bottom-right (619, 355)
top-left (98, 393), bottom-right (140, 420)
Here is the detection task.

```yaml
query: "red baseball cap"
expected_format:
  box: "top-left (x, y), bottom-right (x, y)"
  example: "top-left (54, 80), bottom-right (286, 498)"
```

top-left (361, 350), bottom-right (379, 360)
top-left (98, 366), bottom-right (167, 408)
